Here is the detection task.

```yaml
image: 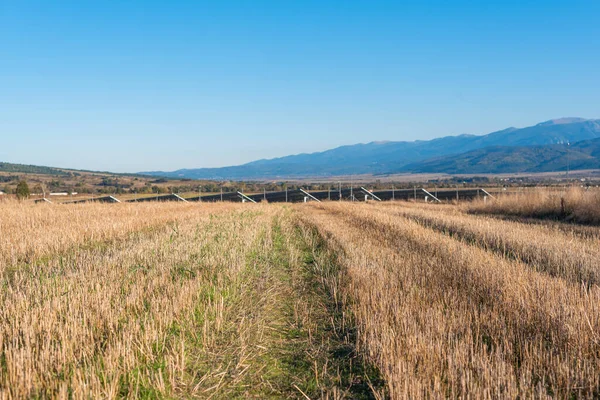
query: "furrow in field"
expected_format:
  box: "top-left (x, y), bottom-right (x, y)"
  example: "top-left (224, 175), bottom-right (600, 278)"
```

top-left (301, 202), bottom-right (600, 399)
top-left (376, 202), bottom-right (600, 287)
top-left (468, 213), bottom-right (600, 240)
top-left (184, 210), bottom-right (384, 399)
top-left (384, 201), bottom-right (600, 240)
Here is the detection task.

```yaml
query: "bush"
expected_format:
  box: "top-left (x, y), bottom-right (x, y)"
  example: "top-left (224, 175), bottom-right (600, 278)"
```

top-left (16, 181), bottom-right (30, 200)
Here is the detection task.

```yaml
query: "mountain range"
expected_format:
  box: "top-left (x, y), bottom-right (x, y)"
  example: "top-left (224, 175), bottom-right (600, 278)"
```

top-left (143, 118), bottom-right (600, 179)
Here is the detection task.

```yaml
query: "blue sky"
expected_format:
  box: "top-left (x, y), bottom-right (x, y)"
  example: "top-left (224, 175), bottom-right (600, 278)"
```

top-left (1, 1), bottom-right (599, 172)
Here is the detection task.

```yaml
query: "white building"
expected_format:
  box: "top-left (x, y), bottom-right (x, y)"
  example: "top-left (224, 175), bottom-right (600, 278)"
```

top-left (49, 192), bottom-right (78, 196)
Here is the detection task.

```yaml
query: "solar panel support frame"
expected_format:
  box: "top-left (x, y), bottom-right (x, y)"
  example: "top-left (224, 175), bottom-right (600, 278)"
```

top-left (421, 189), bottom-right (441, 203)
top-left (299, 188), bottom-right (321, 202)
top-left (172, 194), bottom-right (187, 202)
top-left (237, 191), bottom-right (257, 203)
top-left (480, 188), bottom-right (495, 199)
top-left (360, 187), bottom-right (382, 201)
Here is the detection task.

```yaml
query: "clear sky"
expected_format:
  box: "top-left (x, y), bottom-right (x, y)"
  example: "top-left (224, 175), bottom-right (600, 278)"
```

top-left (1, 1), bottom-right (599, 172)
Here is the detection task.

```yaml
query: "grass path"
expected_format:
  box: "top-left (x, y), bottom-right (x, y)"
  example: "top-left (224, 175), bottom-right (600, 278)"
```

top-left (179, 209), bottom-right (384, 398)
top-left (0, 205), bottom-right (384, 398)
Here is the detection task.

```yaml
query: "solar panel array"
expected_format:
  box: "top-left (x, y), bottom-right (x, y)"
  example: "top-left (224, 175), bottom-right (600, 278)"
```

top-left (63, 195), bottom-right (121, 204)
top-left (127, 193), bottom-right (187, 203)
top-left (35, 188), bottom-right (493, 204)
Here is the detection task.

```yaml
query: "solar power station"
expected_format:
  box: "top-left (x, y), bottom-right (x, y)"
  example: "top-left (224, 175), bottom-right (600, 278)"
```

top-left (37, 187), bottom-right (494, 205)
top-left (127, 193), bottom-right (188, 203)
top-left (65, 195), bottom-right (121, 204)
top-left (430, 188), bottom-right (494, 201)
top-left (188, 187), bottom-right (488, 204)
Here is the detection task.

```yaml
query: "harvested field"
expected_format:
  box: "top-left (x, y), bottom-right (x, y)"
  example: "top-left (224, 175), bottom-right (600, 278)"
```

top-left (1, 200), bottom-right (599, 398)
top-left (469, 187), bottom-right (600, 225)
top-left (299, 202), bottom-right (600, 398)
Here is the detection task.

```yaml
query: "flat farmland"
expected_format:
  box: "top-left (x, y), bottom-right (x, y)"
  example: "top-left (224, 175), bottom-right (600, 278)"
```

top-left (1, 200), bottom-right (599, 398)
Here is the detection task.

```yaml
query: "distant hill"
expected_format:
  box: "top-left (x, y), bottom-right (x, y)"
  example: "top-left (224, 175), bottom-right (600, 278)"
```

top-left (401, 137), bottom-right (600, 174)
top-left (144, 118), bottom-right (600, 179)
top-left (0, 161), bottom-right (205, 198)
top-left (0, 162), bottom-right (69, 176)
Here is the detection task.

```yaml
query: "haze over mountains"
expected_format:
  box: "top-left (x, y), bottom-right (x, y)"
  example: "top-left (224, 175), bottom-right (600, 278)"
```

top-left (144, 118), bottom-right (600, 179)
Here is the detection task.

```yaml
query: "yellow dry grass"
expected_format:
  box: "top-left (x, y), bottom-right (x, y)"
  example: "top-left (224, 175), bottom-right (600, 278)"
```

top-left (1, 202), bottom-right (265, 398)
top-left (0, 202), bottom-right (381, 399)
top-left (2, 199), bottom-right (600, 398)
top-left (300, 202), bottom-right (600, 398)
top-left (0, 200), bottom-right (200, 270)
top-left (380, 201), bottom-right (600, 286)
top-left (469, 187), bottom-right (600, 224)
